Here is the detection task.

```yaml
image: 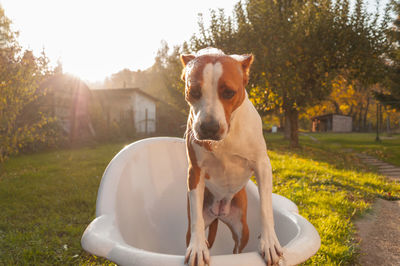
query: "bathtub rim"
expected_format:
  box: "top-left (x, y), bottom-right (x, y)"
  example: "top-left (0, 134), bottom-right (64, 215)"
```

top-left (81, 137), bottom-right (321, 265)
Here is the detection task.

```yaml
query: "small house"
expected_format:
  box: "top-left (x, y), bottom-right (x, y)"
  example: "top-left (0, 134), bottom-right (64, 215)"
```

top-left (312, 114), bottom-right (352, 132)
top-left (91, 88), bottom-right (157, 134)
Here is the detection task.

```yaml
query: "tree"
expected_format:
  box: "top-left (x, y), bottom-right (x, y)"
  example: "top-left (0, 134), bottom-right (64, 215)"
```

top-left (190, 0), bottom-right (391, 147)
top-left (150, 40), bottom-right (190, 113)
top-left (103, 68), bottom-right (149, 89)
top-left (374, 0), bottom-right (400, 110)
top-left (0, 5), bottom-right (54, 162)
top-left (191, 1), bottom-right (340, 146)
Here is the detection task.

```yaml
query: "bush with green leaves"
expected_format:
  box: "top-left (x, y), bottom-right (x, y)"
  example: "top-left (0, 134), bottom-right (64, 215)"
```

top-left (0, 5), bottom-right (58, 162)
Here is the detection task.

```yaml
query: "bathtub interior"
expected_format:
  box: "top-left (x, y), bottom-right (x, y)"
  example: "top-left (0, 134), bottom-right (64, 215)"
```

top-left (99, 138), bottom-right (299, 257)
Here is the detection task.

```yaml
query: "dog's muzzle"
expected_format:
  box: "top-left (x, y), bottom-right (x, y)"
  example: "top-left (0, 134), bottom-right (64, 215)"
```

top-left (197, 120), bottom-right (221, 141)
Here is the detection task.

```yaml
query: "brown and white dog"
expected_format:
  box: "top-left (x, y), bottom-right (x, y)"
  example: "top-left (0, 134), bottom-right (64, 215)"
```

top-left (181, 48), bottom-right (283, 266)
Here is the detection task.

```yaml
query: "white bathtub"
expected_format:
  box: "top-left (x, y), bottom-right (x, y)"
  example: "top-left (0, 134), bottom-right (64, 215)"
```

top-left (81, 137), bottom-right (320, 265)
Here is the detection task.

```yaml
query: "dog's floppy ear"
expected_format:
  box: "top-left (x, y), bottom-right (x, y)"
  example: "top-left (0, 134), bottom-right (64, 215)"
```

top-left (240, 54), bottom-right (254, 73)
top-left (233, 54), bottom-right (254, 85)
top-left (180, 54), bottom-right (195, 81)
top-left (180, 54), bottom-right (196, 67)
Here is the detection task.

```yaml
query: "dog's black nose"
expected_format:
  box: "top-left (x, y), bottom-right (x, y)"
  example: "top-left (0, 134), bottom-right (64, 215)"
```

top-left (199, 120), bottom-right (220, 139)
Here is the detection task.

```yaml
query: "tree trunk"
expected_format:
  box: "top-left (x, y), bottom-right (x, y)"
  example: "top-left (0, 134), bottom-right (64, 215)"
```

top-left (358, 104), bottom-right (363, 132)
top-left (347, 105), bottom-right (354, 116)
top-left (284, 111), bottom-right (291, 140)
top-left (386, 108), bottom-right (391, 136)
top-left (379, 104), bottom-right (383, 132)
top-left (352, 114), bottom-right (357, 131)
top-left (331, 100), bottom-right (341, 114)
top-left (279, 113), bottom-right (284, 132)
top-left (363, 97), bottom-right (370, 131)
top-left (285, 108), bottom-right (299, 148)
top-left (375, 103), bottom-right (380, 142)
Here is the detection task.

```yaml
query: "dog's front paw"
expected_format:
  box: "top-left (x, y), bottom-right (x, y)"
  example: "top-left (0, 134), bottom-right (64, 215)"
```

top-left (185, 238), bottom-right (210, 266)
top-left (258, 232), bottom-right (283, 266)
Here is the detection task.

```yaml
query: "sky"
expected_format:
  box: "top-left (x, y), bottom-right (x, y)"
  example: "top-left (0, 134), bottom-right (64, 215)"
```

top-left (0, 0), bottom-right (389, 83)
top-left (0, 0), bottom-right (234, 82)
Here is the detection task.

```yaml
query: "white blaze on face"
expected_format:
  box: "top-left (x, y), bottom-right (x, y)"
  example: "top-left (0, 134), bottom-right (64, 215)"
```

top-left (192, 62), bottom-right (228, 139)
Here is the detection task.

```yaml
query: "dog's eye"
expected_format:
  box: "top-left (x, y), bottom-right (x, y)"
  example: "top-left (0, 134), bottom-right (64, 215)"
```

top-left (190, 89), bottom-right (202, 100)
top-left (222, 89), bottom-right (236, 99)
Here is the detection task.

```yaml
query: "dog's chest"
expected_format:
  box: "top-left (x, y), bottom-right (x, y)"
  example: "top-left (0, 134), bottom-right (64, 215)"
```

top-left (193, 143), bottom-right (253, 197)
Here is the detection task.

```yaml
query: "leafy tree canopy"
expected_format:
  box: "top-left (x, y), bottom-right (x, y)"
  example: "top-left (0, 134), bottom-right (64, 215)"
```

top-left (0, 5), bottom-right (54, 162)
top-left (189, 0), bottom-right (391, 147)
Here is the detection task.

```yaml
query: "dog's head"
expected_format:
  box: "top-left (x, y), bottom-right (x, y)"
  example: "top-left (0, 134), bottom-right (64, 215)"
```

top-left (181, 48), bottom-right (253, 141)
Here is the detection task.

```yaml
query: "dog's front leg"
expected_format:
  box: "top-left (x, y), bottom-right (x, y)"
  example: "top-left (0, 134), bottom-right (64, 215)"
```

top-left (185, 168), bottom-right (210, 266)
top-left (255, 154), bottom-right (283, 266)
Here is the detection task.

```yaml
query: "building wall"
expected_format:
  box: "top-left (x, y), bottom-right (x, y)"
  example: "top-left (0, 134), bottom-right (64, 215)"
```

top-left (133, 92), bottom-right (156, 133)
top-left (106, 96), bottom-right (133, 123)
top-left (332, 115), bottom-right (352, 132)
top-left (91, 88), bottom-right (157, 135)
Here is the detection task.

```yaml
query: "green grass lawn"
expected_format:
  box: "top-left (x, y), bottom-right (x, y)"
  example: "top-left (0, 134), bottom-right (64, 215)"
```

top-left (299, 132), bottom-right (400, 166)
top-left (264, 133), bottom-right (400, 265)
top-left (1, 133), bottom-right (399, 265)
top-left (0, 142), bottom-right (125, 265)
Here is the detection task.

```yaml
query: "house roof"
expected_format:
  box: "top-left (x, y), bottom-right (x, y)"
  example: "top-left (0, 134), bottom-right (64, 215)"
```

top-left (312, 113), bottom-right (352, 120)
top-left (91, 87), bottom-right (158, 102)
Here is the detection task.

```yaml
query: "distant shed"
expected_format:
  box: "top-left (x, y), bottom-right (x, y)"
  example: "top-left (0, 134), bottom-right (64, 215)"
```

top-left (312, 114), bottom-right (352, 132)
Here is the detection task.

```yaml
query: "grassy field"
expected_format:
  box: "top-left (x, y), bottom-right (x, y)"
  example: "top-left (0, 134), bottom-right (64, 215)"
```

top-left (0, 133), bottom-right (399, 265)
top-left (299, 133), bottom-right (400, 166)
top-left (265, 133), bottom-right (400, 264)
top-left (0, 142), bottom-right (124, 265)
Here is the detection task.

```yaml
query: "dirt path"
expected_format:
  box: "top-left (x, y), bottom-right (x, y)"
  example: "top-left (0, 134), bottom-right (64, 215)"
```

top-left (355, 154), bottom-right (400, 265)
top-left (355, 199), bottom-right (400, 265)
